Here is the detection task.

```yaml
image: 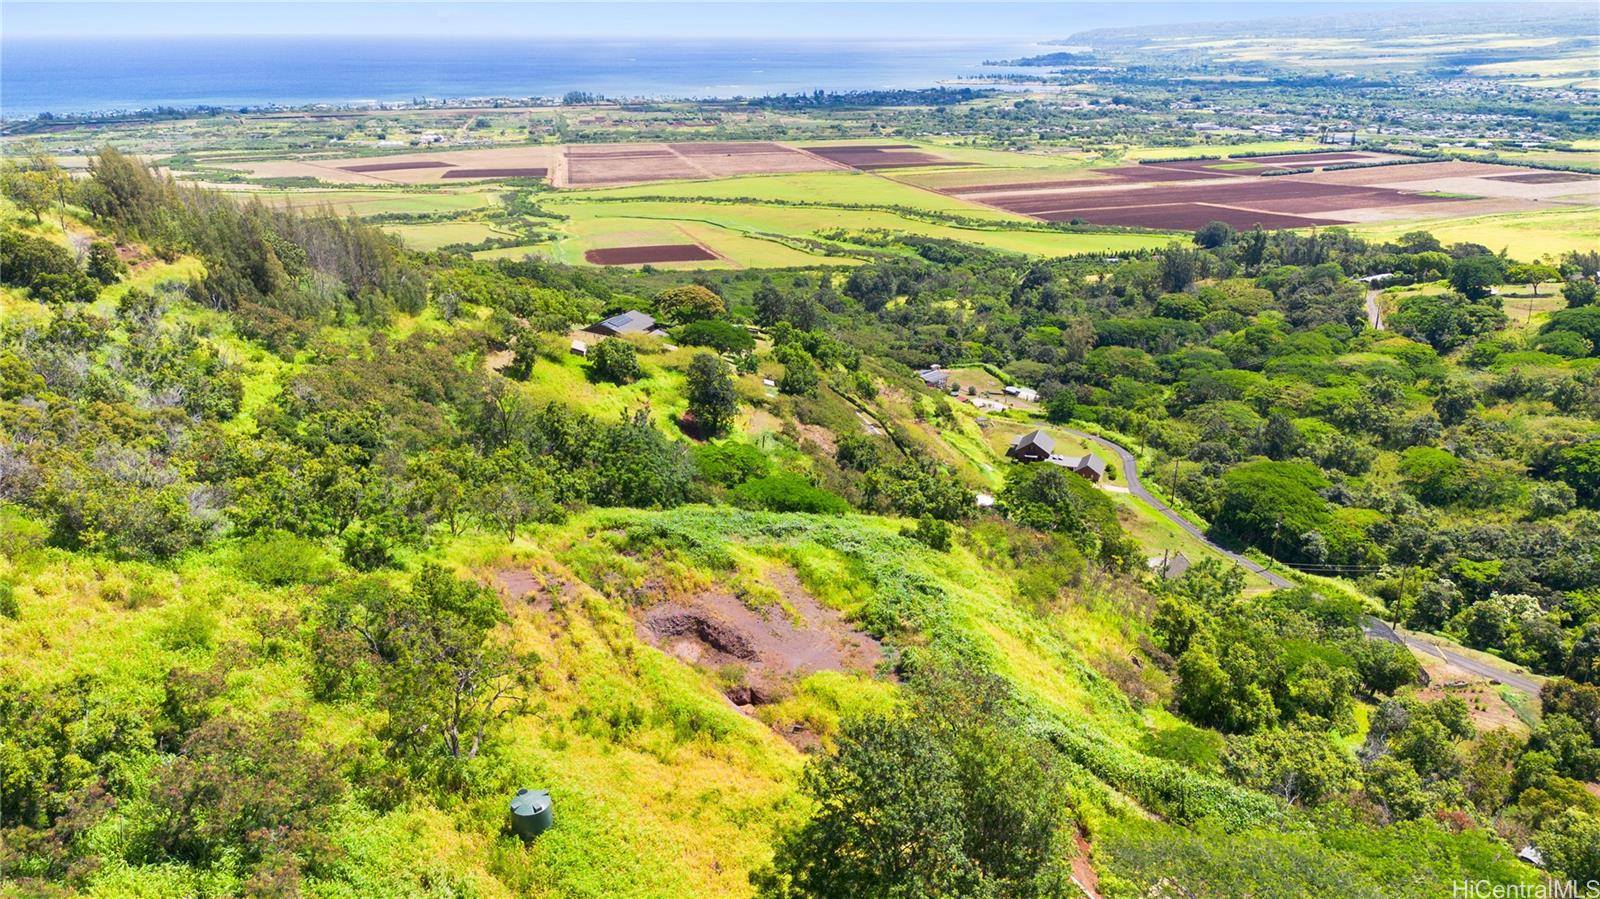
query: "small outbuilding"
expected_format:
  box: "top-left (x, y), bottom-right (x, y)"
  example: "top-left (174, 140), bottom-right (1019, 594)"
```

top-left (1048, 453), bottom-right (1107, 483)
top-left (570, 339), bottom-right (588, 357)
top-left (1148, 551), bottom-right (1191, 580)
top-left (586, 310), bottom-right (665, 337)
top-left (1007, 430), bottom-right (1056, 462)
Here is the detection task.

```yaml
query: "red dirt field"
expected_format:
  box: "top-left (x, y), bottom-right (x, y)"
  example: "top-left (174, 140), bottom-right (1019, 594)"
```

top-left (801, 145), bottom-right (964, 170)
top-left (1104, 165), bottom-right (1238, 181)
top-left (339, 160), bottom-right (457, 173)
top-left (1035, 203), bottom-right (1339, 230)
top-left (946, 170), bottom-right (1468, 230)
top-left (584, 244), bottom-right (719, 265)
top-left (439, 167), bottom-right (548, 179)
top-left (1488, 171), bottom-right (1597, 184)
top-left (669, 142), bottom-right (787, 156)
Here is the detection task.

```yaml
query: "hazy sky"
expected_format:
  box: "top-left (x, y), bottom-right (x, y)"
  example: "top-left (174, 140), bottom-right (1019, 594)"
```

top-left (3, 1), bottom-right (1564, 40)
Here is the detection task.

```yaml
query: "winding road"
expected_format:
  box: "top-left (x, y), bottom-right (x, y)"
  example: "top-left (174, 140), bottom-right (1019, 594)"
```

top-left (1059, 426), bottom-right (1542, 696)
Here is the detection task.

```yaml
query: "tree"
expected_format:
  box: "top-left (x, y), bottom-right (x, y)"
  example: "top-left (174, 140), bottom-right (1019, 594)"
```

top-left (754, 280), bottom-right (789, 326)
top-left (685, 352), bottom-right (738, 436)
top-left (1506, 262), bottom-right (1559, 296)
top-left (84, 240), bottom-right (126, 285)
top-left (655, 284), bottom-right (725, 323)
top-left (1432, 378), bottom-right (1479, 427)
top-left (1562, 278), bottom-right (1597, 308)
top-left (1351, 639), bottom-right (1421, 696)
top-left (778, 350), bottom-right (820, 396)
top-left (1449, 255), bottom-right (1504, 301)
top-left (1043, 391), bottom-right (1075, 424)
top-left (1193, 221), bottom-right (1235, 250)
top-left (589, 336), bottom-right (642, 384)
top-left (1222, 728), bottom-right (1357, 806)
top-left (758, 669), bottom-right (1072, 899)
top-left (0, 146), bottom-right (65, 224)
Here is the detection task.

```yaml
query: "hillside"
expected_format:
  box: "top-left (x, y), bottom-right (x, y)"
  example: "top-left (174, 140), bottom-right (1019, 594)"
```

top-left (2, 148), bottom-right (1599, 898)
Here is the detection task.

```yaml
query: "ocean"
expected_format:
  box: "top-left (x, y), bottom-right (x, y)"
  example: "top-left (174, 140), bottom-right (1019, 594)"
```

top-left (0, 37), bottom-right (1046, 118)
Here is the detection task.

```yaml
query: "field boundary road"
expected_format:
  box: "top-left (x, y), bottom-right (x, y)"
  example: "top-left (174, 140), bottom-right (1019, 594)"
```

top-left (1065, 425), bottom-right (1542, 697)
top-left (1365, 288), bottom-right (1385, 330)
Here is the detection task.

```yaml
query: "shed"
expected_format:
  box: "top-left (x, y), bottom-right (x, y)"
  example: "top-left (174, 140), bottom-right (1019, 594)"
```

top-left (570, 339), bottom-right (588, 357)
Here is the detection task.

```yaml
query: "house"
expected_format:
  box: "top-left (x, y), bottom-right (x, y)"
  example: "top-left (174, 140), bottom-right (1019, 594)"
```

top-left (1002, 385), bottom-right (1039, 403)
top-left (1048, 453), bottom-right (1107, 483)
top-left (1147, 551), bottom-right (1191, 580)
top-left (1007, 430), bottom-right (1055, 462)
top-left (586, 310), bottom-right (664, 337)
top-left (917, 368), bottom-right (951, 389)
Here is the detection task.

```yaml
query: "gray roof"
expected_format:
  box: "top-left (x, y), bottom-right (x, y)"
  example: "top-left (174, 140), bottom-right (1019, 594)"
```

top-left (918, 369), bottom-right (951, 386)
top-left (1049, 453), bottom-right (1106, 475)
top-left (1011, 430), bottom-right (1055, 454)
top-left (591, 310), bottom-right (659, 334)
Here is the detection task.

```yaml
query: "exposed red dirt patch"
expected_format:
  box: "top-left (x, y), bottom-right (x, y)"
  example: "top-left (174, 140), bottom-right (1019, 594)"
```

top-left (636, 567), bottom-right (885, 714)
top-left (340, 160), bottom-right (457, 173)
top-left (1103, 165), bottom-right (1237, 182)
top-left (1072, 830), bottom-right (1103, 899)
top-left (440, 167), bottom-right (548, 179)
top-left (585, 244), bottom-right (718, 265)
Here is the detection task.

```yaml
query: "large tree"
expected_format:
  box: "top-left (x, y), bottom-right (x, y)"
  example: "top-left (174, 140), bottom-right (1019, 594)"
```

top-left (684, 352), bottom-right (738, 436)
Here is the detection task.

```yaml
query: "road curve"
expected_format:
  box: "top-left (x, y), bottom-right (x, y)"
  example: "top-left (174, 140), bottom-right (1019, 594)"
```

top-left (1058, 427), bottom-right (1295, 589)
top-left (1060, 426), bottom-right (1543, 697)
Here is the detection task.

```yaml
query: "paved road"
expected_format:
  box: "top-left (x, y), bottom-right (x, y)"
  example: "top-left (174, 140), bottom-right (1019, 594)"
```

top-left (1059, 427), bottom-right (1295, 589)
top-left (1062, 426), bottom-right (1543, 697)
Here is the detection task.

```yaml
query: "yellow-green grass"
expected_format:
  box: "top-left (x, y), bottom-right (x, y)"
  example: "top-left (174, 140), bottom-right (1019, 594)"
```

top-left (536, 208), bottom-right (840, 269)
top-left (384, 220), bottom-right (519, 251)
top-left (1122, 140), bottom-right (1322, 161)
top-left (542, 197), bottom-right (1174, 265)
top-left (554, 169), bottom-right (1018, 220)
top-left (248, 188), bottom-right (502, 216)
top-left (1349, 206), bottom-right (1600, 259)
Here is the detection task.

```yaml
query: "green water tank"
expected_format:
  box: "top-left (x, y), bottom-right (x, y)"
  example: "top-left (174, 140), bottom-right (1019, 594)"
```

top-left (510, 788), bottom-right (553, 841)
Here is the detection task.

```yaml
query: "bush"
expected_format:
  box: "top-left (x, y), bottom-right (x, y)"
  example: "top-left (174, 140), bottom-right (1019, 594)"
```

top-left (902, 516), bottom-right (953, 551)
top-left (675, 319), bottom-right (754, 352)
top-left (733, 472), bottom-right (850, 514)
top-left (589, 337), bottom-right (642, 384)
top-left (235, 531), bottom-right (336, 585)
top-left (693, 441), bottom-right (771, 486)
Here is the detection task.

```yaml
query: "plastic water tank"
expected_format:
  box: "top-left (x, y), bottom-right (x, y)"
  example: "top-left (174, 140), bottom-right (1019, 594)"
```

top-left (510, 788), bottom-right (553, 841)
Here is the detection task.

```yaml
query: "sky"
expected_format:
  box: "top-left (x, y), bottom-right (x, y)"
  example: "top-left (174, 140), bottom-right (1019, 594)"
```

top-left (3, 1), bottom-right (1569, 41)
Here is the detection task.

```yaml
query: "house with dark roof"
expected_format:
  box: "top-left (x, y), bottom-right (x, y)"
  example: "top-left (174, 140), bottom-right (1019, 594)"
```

top-left (586, 310), bottom-right (665, 337)
top-left (1007, 430), bottom-right (1055, 462)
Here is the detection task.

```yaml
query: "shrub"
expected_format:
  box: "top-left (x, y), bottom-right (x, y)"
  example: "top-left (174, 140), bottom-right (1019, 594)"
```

top-left (902, 516), bottom-right (953, 552)
top-left (235, 531), bottom-right (336, 585)
top-left (675, 319), bottom-right (754, 352)
top-left (732, 472), bottom-right (850, 514)
top-left (589, 337), bottom-right (642, 384)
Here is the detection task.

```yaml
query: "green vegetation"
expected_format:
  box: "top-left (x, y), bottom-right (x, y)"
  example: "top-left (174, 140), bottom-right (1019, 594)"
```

top-left (4, 38), bottom-right (1600, 892)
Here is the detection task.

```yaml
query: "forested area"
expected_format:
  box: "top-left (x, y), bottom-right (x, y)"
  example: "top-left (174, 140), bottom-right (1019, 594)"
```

top-left (2, 150), bottom-right (1598, 896)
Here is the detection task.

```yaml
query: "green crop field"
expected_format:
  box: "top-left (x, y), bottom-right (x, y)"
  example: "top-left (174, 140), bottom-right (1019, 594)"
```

top-left (247, 187), bottom-right (502, 215)
top-left (385, 220), bottom-right (520, 250)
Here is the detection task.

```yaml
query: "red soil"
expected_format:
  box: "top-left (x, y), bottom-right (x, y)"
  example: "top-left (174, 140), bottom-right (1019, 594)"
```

top-left (801, 145), bottom-right (959, 170)
top-left (1034, 203), bottom-right (1340, 230)
top-left (339, 160), bottom-right (456, 173)
top-left (439, 167), bottom-right (548, 179)
top-left (584, 244), bottom-right (718, 265)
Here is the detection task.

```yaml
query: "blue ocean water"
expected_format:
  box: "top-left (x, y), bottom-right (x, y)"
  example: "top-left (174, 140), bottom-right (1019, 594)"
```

top-left (0, 37), bottom-right (1045, 118)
